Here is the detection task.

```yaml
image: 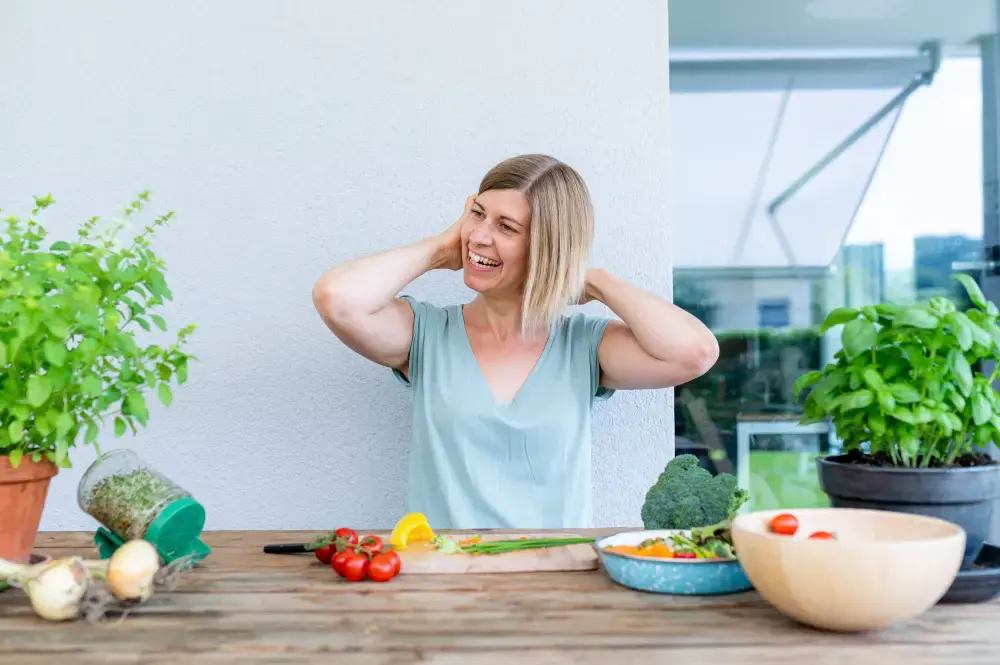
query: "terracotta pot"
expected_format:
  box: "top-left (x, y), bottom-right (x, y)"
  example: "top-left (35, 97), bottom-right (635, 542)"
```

top-left (0, 456), bottom-right (58, 563)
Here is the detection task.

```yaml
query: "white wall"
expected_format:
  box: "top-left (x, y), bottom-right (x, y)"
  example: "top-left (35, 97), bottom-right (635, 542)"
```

top-left (0, 0), bottom-right (672, 532)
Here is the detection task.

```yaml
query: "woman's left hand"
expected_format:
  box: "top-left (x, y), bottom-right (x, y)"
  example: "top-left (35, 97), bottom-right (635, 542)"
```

top-left (583, 268), bottom-right (719, 391)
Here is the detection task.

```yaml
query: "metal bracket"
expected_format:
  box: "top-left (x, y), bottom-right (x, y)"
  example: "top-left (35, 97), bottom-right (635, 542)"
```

top-left (766, 41), bottom-right (942, 219)
top-left (952, 245), bottom-right (1000, 276)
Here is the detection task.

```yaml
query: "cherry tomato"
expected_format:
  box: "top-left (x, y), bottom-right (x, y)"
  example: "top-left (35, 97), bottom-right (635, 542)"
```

top-left (360, 535), bottom-right (384, 556)
top-left (770, 513), bottom-right (799, 536)
top-left (808, 531), bottom-right (836, 540)
top-left (382, 550), bottom-right (402, 576)
top-left (335, 528), bottom-right (359, 549)
top-left (368, 553), bottom-right (400, 582)
top-left (331, 549), bottom-right (353, 577)
top-left (672, 551), bottom-right (696, 559)
top-left (341, 553), bottom-right (369, 582)
top-left (313, 544), bottom-right (333, 565)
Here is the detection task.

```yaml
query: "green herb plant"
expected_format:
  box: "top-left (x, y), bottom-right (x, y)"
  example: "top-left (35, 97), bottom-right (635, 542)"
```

top-left (0, 192), bottom-right (195, 469)
top-left (793, 273), bottom-right (1000, 468)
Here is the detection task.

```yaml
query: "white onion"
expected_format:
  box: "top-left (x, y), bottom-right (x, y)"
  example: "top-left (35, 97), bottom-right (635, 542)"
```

top-left (105, 540), bottom-right (161, 602)
top-left (22, 558), bottom-right (89, 622)
top-left (0, 538), bottom-right (165, 622)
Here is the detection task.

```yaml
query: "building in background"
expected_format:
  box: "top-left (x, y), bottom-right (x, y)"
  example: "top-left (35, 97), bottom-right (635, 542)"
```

top-left (841, 242), bottom-right (886, 308)
top-left (915, 234), bottom-right (981, 305)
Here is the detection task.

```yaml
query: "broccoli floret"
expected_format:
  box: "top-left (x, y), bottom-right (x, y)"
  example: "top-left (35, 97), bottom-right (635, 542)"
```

top-left (640, 454), bottom-right (750, 530)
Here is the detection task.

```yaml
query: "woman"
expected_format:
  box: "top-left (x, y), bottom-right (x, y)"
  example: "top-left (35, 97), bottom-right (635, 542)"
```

top-left (312, 154), bottom-right (718, 529)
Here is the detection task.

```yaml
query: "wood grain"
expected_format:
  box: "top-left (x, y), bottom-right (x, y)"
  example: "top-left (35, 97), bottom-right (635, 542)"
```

top-left (396, 532), bottom-right (598, 574)
top-left (0, 529), bottom-right (996, 665)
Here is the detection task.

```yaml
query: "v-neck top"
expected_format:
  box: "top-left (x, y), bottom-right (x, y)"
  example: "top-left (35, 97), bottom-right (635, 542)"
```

top-left (392, 295), bottom-right (615, 529)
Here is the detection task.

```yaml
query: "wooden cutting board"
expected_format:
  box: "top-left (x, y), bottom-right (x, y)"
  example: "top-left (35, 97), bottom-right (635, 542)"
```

top-left (396, 532), bottom-right (599, 574)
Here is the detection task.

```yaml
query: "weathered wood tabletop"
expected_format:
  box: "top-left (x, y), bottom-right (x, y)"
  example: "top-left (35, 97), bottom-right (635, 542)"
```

top-left (1, 529), bottom-right (999, 664)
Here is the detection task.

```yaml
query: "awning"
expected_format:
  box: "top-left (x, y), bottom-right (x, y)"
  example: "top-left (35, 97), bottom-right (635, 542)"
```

top-left (669, 46), bottom-right (940, 270)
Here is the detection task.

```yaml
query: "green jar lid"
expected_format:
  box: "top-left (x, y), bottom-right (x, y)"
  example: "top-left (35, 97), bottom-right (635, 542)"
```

top-left (145, 496), bottom-right (206, 561)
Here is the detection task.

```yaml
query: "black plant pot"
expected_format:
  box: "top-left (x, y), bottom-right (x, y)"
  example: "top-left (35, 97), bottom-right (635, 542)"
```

top-left (817, 455), bottom-right (1000, 569)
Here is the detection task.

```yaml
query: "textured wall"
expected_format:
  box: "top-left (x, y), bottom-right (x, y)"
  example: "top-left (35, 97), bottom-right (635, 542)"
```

top-left (0, 0), bottom-right (673, 532)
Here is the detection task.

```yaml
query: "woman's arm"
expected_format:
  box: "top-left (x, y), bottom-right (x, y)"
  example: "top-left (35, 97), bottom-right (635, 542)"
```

top-left (585, 268), bottom-right (719, 390)
top-left (312, 205), bottom-right (467, 375)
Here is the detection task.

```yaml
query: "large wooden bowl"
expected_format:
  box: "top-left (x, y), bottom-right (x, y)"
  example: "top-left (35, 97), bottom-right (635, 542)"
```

top-left (731, 507), bottom-right (965, 632)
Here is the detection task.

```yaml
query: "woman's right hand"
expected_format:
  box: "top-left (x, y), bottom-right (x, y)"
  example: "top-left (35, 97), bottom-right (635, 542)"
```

top-left (434, 195), bottom-right (474, 271)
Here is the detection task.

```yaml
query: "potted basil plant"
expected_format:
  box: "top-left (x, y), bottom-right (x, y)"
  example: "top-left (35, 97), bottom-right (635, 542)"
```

top-left (794, 273), bottom-right (1000, 568)
top-left (0, 192), bottom-right (195, 565)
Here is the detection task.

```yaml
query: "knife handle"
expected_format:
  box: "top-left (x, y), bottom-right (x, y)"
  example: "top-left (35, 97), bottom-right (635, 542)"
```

top-left (263, 543), bottom-right (309, 554)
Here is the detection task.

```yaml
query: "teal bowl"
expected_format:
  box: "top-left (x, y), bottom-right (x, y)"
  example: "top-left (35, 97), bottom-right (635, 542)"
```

top-left (595, 530), bottom-right (753, 595)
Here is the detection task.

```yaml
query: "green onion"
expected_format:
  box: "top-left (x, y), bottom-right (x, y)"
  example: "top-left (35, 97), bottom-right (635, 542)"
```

top-left (460, 537), bottom-right (595, 555)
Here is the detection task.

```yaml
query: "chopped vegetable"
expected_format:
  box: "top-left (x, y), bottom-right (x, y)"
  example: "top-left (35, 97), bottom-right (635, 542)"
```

top-left (389, 513), bottom-right (436, 551)
top-left (432, 534), bottom-right (463, 554)
top-left (640, 455), bottom-right (749, 530)
top-left (459, 537), bottom-right (595, 555)
top-left (604, 521), bottom-right (736, 560)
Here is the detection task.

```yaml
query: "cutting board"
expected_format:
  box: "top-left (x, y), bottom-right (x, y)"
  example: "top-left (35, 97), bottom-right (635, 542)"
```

top-left (396, 532), bottom-right (599, 574)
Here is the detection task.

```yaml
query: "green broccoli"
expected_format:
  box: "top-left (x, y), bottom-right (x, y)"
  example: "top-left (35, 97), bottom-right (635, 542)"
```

top-left (640, 454), bottom-right (749, 530)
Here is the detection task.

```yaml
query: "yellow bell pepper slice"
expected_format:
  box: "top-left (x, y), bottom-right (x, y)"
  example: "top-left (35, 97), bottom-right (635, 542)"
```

top-left (389, 512), bottom-right (436, 550)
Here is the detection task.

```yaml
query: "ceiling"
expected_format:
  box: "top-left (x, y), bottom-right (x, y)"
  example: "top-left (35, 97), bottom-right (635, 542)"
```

top-left (669, 0), bottom-right (996, 56)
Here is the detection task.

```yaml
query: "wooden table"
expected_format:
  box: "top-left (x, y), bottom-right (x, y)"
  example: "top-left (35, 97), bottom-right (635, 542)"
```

top-left (1, 530), bottom-right (999, 664)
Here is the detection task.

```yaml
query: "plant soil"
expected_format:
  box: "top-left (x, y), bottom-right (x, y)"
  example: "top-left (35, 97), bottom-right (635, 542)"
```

top-left (836, 448), bottom-right (999, 469)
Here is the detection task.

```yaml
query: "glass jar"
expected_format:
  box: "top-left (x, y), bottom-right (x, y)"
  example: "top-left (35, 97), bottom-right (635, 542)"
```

top-left (77, 449), bottom-right (193, 542)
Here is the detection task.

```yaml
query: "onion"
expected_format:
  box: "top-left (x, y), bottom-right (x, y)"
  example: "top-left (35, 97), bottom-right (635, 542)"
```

top-left (104, 539), bottom-right (160, 602)
top-left (1, 539), bottom-right (166, 622)
top-left (20, 558), bottom-right (89, 621)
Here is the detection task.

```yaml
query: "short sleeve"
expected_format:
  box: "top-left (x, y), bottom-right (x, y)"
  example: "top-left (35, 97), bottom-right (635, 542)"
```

top-left (584, 316), bottom-right (615, 402)
top-left (392, 295), bottom-right (428, 388)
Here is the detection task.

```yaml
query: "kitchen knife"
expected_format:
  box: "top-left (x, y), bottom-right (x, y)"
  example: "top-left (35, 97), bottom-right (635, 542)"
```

top-left (263, 543), bottom-right (309, 554)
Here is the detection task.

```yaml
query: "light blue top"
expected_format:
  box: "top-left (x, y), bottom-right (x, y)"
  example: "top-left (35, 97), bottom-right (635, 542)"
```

top-left (392, 295), bottom-right (614, 530)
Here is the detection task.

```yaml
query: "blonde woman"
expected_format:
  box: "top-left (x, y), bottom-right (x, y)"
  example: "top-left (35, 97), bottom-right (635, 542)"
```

top-left (313, 154), bottom-right (718, 529)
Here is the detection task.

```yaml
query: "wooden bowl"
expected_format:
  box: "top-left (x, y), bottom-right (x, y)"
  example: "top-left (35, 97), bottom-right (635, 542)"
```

top-left (731, 508), bottom-right (965, 632)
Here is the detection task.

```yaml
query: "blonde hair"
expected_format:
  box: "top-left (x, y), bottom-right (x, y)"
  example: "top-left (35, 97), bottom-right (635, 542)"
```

top-left (477, 154), bottom-right (594, 336)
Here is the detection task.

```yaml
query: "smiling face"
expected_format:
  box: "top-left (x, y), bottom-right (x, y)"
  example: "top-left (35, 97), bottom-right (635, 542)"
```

top-left (461, 188), bottom-right (531, 296)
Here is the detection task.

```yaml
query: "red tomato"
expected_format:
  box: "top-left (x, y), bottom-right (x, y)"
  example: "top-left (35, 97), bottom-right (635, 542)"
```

top-left (382, 550), bottom-right (402, 576)
top-left (313, 544), bottom-right (333, 565)
top-left (808, 531), bottom-right (836, 540)
top-left (331, 550), bottom-right (353, 577)
top-left (342, 553), bottom-right (369, 582)
top-left (360, 535), bottom-right (384, 556)
top-left (335, 528), bottom-right (359, 548)
top-left (368, 553), bottom-right (399, 582)
top-left (672, 551), bottom-right (696, 559)
top-left (770, 513), bottom-right (799, 536)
